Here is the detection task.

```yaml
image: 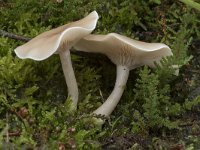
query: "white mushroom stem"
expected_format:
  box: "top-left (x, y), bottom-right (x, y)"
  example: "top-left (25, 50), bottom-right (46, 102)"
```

top-left (59, 50), bottom-right (78, 108)
top-left (94, 65), bottom-right (129, 116)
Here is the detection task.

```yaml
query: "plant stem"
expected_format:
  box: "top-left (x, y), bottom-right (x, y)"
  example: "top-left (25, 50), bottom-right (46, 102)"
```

top-left (59, 50), bottom-right (78, 108)
top-left (94, 65), bottom-right (129, 116)
top-left (179, 0), bottom-right (200, 11)
top-left (6, 112), bottom-right (9, 143)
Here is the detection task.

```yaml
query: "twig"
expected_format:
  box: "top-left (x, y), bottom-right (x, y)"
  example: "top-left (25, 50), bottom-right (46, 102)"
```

top-left (3, 130), bottom-right (21, 137)
top-left (6, 112), bottom-right (9, 142)
top-left (0, 29), bottom-right (110, 60)
top-left (0, 29), bottom-right (31, 42)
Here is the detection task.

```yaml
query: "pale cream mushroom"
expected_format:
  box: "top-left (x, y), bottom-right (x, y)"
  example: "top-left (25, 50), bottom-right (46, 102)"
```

top-left (74, 33), bottom-right (173, 116)
top-left (14, 11), bottom-right (99, 108)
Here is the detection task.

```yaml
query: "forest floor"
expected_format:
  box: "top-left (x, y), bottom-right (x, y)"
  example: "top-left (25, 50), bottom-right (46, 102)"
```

top-left (0, 1), bottom-right (200, 149)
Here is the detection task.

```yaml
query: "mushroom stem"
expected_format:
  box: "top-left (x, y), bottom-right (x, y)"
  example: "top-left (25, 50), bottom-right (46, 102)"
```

top-left (59, 50), bottom-right (78, 108)
top-left (94, 65), bottom-right (129, 116)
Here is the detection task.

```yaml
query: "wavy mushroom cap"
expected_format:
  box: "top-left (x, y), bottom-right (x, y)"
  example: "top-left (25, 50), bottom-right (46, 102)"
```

top-left (14, 11), bottom-right (99, 61)
top-left (74, 33), bottom-right (172, 69)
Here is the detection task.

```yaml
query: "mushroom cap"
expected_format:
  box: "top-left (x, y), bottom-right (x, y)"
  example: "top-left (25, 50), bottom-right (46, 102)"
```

top-left (14, 11), bottom-right (99, 61)
top-left (74, 33), bottom-right (173, 69)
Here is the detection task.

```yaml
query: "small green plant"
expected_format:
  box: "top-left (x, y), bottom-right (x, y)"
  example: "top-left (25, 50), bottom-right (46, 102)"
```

top-left (131, 66), bottom-right (180, 132)
top-left (179, 0), bottom-right (200, 11)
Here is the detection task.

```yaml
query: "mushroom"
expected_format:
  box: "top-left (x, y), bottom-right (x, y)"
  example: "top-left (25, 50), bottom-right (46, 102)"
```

top-left (14, 11), bottom-right (99, 108)
top-left (74, 33), bottom-right (173, 116)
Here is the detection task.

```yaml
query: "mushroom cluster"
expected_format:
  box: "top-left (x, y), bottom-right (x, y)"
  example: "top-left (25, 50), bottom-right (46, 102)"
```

top-left (14, 11), bottom-right (173, 119)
